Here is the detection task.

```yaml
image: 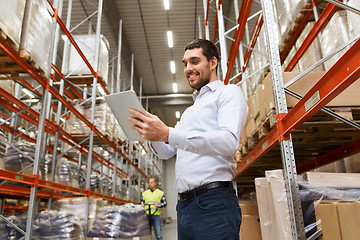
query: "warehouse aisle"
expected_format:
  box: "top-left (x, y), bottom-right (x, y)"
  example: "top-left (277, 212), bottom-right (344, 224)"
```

top-left (160, 221), bottom-right (177, 240)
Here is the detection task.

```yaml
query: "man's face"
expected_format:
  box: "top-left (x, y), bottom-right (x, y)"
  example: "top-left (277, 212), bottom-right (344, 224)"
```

top-left (182, 48), bottom-right (212, 91)
top-left (149, 179), bottom-right (156, 190)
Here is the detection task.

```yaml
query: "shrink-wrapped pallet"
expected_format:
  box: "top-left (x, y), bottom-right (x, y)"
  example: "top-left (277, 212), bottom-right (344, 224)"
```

top-left (54, 197), bottom-right (108, 232)
top-left (4, 142), bottom-right (35, 176)
top-left (32, 210), bottom-right (85, 240)
top-left (19, 0), bottom-right (52, 76)
top-left (0, 0), bottom-right (25, 48)
top-left (347, 0), bottom-right (360, 39)
top-left (66, 99), bottom-right (90, 135)
top-left (273, 0), bottom-right (309, 49)
top-left (64, 35), bottom-right (110, 84)
top-left (55, 158), bottom-right (80, 188)
top-left (281, 44), bottom-right (300, 72)
top-left (320, 10), bottom-right (350, 70)
top-left (0, 132), bottom-right (6, 169)
top-left (87, 204), bottom-right (150, 239)
top-left (295, 22), bottom-right (324, 72)
top-left (0, 80), bottom-right (15, 96)
top-left (0, 213), bottom-right (27, 239)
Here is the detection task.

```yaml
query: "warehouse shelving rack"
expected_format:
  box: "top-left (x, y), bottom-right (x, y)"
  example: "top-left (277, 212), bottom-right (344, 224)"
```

top-left (203, 0), bottom-right (360, 239)
top-left (0, 0), bottom-right (162, 239)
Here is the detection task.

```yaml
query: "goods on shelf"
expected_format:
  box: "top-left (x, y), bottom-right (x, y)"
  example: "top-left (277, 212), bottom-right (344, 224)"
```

top-left (42, 154), bottom-right (52, 181)
top-left (64, 34), bottom-right (110, 85)
top-left (272, 0), bottom-right (310, 51)
top-left (0, 132), bottom-right (6, 169)
top-left (55, 158), bottom-right (80, 188)
top-left (347, 0), bottom-right (360, 38)
top-left (0, 0), bottom-right (25, 49)
top-left (53, 197), bottom-right (108, 232)
top-left (4, 142), bottom-right (35, 176)
top-left (320, 10), bottom-right (350, 70)
top-left (294, 22), bottom-right (324, 72)
top-left (87, 204), bottom-right (150, 239)
top-left (0, 212), bottom-right (27, 239)
top-left (239, 203), bottom-right (262, 240)
top-left (256, 170), bottom-right (360, 239)
top-left (16, 0), bottom-right (52, 76)
top-left (0, 80), bottom-right (15, 96)
top-left (244, 27), bottom-right (268, 94)
top-left (66, 98), bottom-right (114, 141)
top-left (32, 210), bottom-right (85, 239)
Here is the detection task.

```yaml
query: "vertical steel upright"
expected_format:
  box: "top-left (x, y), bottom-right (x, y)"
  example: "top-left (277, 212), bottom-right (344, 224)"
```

top-left (84, 0), bottom-right (104, 234)
top-left (215, 0), bottom-right (228, 80)
top-left (25, 0), bottom-right (60, 238)
top-left (261, 0), bottom-right (305, 239)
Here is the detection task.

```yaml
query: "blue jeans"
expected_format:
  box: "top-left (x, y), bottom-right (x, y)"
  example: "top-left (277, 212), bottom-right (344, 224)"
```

top-left (148, 215), bottom-right (162, 240)
top-left (177, 186), bottom-right (242, 240)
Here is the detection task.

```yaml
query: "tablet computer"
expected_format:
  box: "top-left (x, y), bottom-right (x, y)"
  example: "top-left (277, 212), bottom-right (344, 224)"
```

top-left (104, 90), bottom-right (146, 141)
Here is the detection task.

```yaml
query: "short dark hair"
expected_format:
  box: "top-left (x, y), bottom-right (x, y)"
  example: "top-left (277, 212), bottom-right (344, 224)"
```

top-left (184, 39), bottom-right (220, 67)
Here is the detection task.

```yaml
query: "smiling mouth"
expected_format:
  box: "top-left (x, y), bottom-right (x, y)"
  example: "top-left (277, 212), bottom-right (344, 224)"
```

top-left (187, 72), bottom-right (199, 80)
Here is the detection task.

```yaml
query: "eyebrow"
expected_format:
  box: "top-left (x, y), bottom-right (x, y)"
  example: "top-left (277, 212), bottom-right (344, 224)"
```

top-left (182, 56), bottom-right (201, 63)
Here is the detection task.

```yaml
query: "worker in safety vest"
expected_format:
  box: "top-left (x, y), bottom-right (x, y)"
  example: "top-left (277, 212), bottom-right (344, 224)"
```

top-left (141, 178), bottom-right (167, 240)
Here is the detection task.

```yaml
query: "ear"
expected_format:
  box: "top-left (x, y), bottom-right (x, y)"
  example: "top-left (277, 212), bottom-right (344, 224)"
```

top-left (209, 57), bottom-right (217, 71)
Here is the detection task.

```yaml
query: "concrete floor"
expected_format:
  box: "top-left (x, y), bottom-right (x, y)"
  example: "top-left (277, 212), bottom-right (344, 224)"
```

top-left (151, 221), bottom-right (177, 240)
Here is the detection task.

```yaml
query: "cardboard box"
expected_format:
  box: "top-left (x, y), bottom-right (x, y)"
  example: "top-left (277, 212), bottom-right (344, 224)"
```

top-left (240, 215), bottom-right (262, 240)
top-left (256, 71), bottom-right (360, 122)
top-left (318, 203), bottom-right (342, 240)
top-left (304, 172), bottom-right (360, 188)
top-left (337, 202), bottom-right (360, 240)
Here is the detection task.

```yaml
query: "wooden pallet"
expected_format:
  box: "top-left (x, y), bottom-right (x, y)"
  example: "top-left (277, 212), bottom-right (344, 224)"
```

top-left (71, 133), bottom-right (114, 147)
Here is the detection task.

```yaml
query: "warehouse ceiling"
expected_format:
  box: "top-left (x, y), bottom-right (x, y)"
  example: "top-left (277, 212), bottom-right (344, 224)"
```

top-left (60, 0), bottom-right (262, 127)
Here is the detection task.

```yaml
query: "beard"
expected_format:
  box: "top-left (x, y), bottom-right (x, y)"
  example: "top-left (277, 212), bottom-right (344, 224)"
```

top-left (187, 69), bottom-right (211, 91)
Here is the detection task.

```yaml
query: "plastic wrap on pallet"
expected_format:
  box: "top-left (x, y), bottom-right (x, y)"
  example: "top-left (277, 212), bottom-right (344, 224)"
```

top-left (32, 210), bottom-right (85, 240)
top-left (22, 0), bottom-right (52, 76)
top-left (87, 98), bottom-right (113, 139)
top-left (64, 35), bottom-right (110, 84)
top-left (0, 0), bottom-right (25, 47)
top-left (55, 158), bottom-right (80, 188)
top-left (296, 22), bottom-right (324, 72)
top-left (0, 213), bottom-right (27, 239)
top-left (4, 142), bottom-right (35, 175)
top-left (320, 10), bottom-right (350, 70)
top-left (299, 180), bottom-right (360, 238)
top-left (66, 99), bottom-right (90, 135)
top-left (347, 0), bottom-right (360, 38)
top-left (0, 80), bottom-right (15, 96)
top-left (281, 44), bottom-right (300, 72)
top-left (0, 132), bottom-right (6, 169)
top-left (273, 0), bottom-right (309, 48)
top-left (54, 197), bottom-right (108, 232)
top-left (87, 204), bottom-right (150, 238)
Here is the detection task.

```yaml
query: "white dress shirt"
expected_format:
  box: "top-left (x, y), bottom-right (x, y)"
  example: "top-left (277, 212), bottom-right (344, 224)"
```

top-left (150, 80), bottom-right (248, 193)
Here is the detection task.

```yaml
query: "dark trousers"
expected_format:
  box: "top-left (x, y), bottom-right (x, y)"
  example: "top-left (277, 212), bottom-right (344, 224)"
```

top-left (177, 185), bottom-right (242, 240)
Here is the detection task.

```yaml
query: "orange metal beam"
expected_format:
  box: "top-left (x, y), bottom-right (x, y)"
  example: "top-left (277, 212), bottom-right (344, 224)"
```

top-left (224, 0), bottom-right (253, 85)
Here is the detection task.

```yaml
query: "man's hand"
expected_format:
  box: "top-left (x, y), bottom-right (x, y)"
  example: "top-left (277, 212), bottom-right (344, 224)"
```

top-left (128, 109), bottom-right (169, 142)
top-left (154, 203), bottom-right (160, 208)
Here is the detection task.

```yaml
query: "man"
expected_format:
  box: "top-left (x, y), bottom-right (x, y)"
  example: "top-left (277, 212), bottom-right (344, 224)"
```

top-left (140, 178), bottom-right (167, 240)
top-left (129, 39), bottom-right (248, 240)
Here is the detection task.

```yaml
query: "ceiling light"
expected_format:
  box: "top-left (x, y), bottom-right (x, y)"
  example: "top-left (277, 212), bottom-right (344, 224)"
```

top-left (164, 0), bottom-right (170, 10)
top-left (167, 31), bottom-right (173, 48)
top-left (172, 83), bottom-right (178, 93)
top-left (170, 61), bottom-right (176, 74)
top-left (175, 111), bottom-right (180, 119)
top-left (22, 88), bottom-right (35, 98)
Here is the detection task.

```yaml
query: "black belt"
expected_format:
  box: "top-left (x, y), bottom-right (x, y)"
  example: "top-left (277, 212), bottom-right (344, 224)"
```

top-left (178, 181), bottom-right (232, 201)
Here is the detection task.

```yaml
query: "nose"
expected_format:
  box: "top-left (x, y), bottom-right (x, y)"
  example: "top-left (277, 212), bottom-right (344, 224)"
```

top-left (184, 63), bottom-right (193, 73)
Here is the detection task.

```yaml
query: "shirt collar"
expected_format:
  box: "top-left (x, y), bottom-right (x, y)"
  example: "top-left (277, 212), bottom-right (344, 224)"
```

top-left (192, 80), bottom-right (223, 101)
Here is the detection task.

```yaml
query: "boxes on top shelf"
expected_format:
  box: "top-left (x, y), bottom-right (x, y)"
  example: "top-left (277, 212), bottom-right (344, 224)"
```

top-left (64, 34), bottom-right (110, 85)
top-left (320, 10), bottom-right (350, 71)
top-left (0, 0), bottom-right (25, 49)
top-left (0, 80), bottom-right (15, 96)
top-left (19, 0), bottom-right (53, 77)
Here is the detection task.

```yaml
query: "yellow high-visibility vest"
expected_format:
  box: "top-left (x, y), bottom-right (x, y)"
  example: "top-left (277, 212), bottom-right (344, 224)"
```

top-left (142, 188), bottom-right (164, 216)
